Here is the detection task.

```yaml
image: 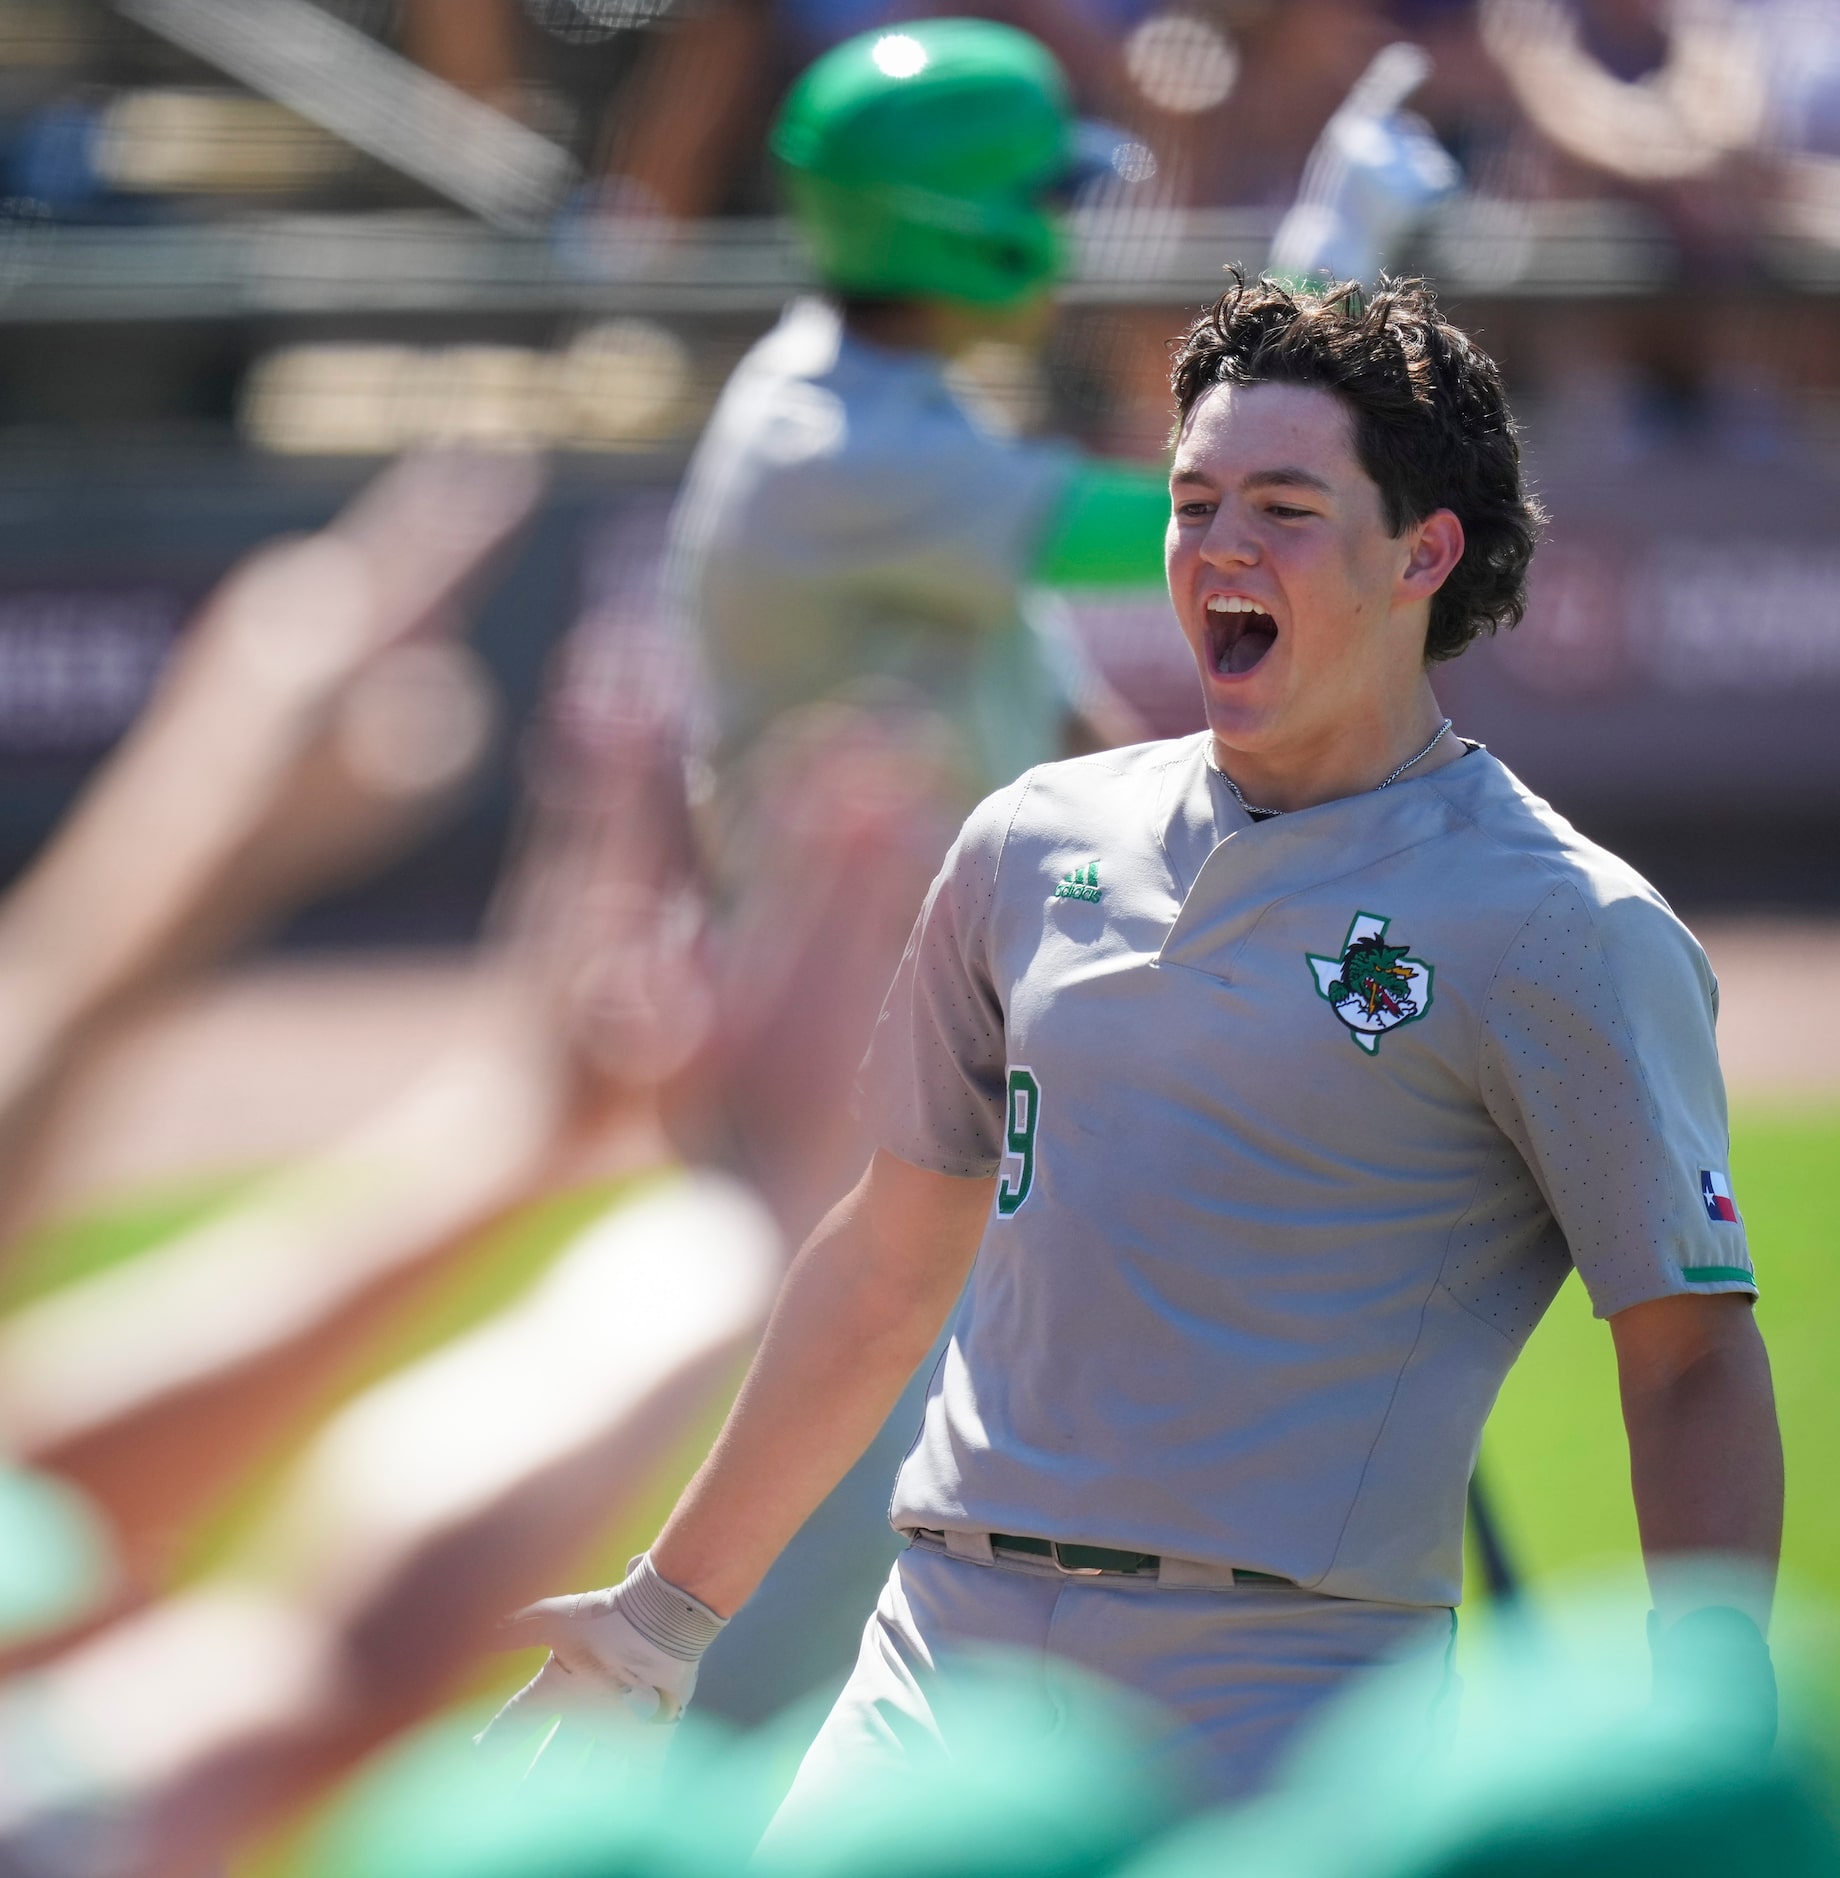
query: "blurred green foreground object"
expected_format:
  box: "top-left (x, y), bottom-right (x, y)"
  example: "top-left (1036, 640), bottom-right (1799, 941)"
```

top-left (1123, 1583), bottom-right (1839, 1878)
top-left (296, 1655), bottom-right (1168, 1878)
top-left (293, 1589), bottom-right (1837, 1877)
top-left (772, 18), bottom-right (1075, 308)
top-left (290, 1587), bottom-right (1839, 1878)
top-left (296, 1709), bottom-right (757, 1878)
top-left (0, 1463), bottom-right (112, 1643)
top-left (751, 1655), bottom-right (1173, 1878)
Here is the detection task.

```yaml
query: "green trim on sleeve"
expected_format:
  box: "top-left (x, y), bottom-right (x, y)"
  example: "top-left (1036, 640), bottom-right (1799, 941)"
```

top-left (1031, 458), bottom-right (1169, 588)
top-left (1682, 1267), bottom-right (1757, 1286)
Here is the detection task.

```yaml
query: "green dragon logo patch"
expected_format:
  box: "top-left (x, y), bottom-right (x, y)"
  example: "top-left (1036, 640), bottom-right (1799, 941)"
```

top-left (1306, 912), bottom-right (1434, 1054)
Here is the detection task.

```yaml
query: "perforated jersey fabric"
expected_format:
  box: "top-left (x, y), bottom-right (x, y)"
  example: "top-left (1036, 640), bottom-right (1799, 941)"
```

top-left (662, 296), bottom-right (1079, 794)
top-left (859, 735), bottom-right (1754, 1608)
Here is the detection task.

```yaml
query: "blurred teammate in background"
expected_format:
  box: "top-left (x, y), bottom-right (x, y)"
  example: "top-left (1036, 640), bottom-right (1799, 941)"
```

top-left (665, 16), bottom-right (1161, 813)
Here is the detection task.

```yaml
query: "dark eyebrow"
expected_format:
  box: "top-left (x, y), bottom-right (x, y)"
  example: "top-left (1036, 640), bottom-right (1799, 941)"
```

top-left (1242, 466), bottom-right (1334, 496)
top-left (1167, 464), bottom-right (1336, 496)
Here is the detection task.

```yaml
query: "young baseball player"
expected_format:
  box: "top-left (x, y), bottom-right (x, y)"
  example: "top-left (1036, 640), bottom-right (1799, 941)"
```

top-left (494, 275), bottom-right (1781, 1810)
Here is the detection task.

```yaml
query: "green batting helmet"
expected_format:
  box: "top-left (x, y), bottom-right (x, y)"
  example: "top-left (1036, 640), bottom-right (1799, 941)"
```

top-left (772, 18), bottom-right (1077, 308)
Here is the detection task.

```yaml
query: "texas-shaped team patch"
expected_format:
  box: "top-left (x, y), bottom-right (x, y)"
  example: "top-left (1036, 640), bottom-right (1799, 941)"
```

top-left (1307, 912), bottom-right (1434, 1054)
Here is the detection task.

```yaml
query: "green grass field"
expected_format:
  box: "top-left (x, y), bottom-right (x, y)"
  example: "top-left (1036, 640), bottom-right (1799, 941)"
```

top-left (1480, 1103), bottom-right (1839, 1605)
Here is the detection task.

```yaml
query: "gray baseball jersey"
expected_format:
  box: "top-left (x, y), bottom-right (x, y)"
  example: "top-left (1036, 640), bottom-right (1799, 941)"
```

top-left (861, 734), bottom-right (1756, 1609)
top-left (662, 296), bottom-right (1082, 792)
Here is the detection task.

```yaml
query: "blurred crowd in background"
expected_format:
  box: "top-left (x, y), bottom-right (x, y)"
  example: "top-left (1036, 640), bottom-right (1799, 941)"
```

top-left (0, 0), bottom-right (1835, 922)
top-left (2, 0), bottom-right (1839, 447)
top-left (0, 2), bottom-right (1833, 1873)
top-left (5, 1), bottom-right (1840, 235)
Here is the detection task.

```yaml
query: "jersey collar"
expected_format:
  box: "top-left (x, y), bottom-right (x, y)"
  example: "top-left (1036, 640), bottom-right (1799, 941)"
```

top-left (1156, 743), bottom-right (1509, 975)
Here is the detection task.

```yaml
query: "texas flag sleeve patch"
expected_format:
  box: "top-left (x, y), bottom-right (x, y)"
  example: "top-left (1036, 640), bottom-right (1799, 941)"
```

top-left (1700, 1168), bottom-right (1741, 1225)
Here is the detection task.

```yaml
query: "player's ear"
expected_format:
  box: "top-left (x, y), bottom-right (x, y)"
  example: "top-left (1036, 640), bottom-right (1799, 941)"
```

top-left (1401, 508), bottom-right (1464, 599)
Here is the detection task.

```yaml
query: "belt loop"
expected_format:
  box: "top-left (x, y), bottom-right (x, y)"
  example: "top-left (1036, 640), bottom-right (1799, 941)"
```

top-left (942, 1529), bottom-right (995, 1565)
top-left (1156, 1553), bottom-right (1240, 1590)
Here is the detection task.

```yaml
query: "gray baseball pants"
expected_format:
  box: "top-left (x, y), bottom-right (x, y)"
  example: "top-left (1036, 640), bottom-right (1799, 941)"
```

top-left (766, 1535), bottom-right (1455, 1838)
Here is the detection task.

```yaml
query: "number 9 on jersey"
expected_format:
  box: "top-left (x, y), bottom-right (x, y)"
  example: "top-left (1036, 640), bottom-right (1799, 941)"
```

top-left (997, 1066), bottom-right (1040, 1217)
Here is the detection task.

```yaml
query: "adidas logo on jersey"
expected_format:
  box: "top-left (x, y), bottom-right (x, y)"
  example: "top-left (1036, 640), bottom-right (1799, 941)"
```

top-left (1052, 861), bottom-right (1102, 902)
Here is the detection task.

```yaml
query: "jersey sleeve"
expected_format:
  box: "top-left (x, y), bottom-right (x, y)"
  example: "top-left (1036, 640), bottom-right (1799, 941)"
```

top-left (1030, 458), bottom-right (1171, 589)
top-left (856, 779), bottom-right (1024, 1179)
top-left (1478, 877), bottom-right (1756, 1318)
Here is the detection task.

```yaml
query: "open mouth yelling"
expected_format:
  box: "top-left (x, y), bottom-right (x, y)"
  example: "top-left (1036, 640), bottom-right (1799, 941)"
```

top-left (1204, 594), bottom-right (1278, 678)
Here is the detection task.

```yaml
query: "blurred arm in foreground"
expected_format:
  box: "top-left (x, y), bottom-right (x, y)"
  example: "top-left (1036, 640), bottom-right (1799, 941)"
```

top-left (0, 1174), bottom-right (780, 1878)
top-left (0, 692), bottom-right (951, 1877)
top-left (0, 450), bottom-right (538, 1253)
top-left (0, 592), bottom-right (946, 1636)
top-left (0, 629), bottom-right (689, 1623)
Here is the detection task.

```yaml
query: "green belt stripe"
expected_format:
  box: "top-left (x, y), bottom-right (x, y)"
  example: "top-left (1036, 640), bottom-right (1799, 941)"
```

top-left (1683, 1267), bottom-right (1756, 1285)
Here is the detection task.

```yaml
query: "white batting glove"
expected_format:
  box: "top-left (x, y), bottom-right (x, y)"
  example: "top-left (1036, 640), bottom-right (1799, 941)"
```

top-left (477, 1554), bottom-right (727, 1750)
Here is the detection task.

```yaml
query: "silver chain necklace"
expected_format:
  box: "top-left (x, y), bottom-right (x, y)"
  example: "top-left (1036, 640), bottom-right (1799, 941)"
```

top-left (1217, 719), bottom-right (1454, 822)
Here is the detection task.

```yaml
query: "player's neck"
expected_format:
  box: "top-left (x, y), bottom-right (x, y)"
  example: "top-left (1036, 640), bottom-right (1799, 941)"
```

top-left (839, 298), bottom-right (959, 358)
top-left (838, 295), bottom-right (1037, 360)
top-left (1212, 682), bottom-right (1463, 815)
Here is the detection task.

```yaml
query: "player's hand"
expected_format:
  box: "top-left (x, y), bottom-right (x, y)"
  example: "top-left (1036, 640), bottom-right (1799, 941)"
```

top-left (1649, 1605), bottom-right (1778, 1754)
top-left (476, 1554), bottom-right (726, 1749)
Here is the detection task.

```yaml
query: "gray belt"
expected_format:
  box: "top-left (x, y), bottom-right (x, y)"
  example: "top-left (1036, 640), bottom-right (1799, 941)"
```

top-left (911, 1528), bottom-right (1294, 1590)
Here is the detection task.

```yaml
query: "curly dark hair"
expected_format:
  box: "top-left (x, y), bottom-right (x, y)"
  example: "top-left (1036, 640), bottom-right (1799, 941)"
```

top-left (1168, 272), bottom-right (1544, 663)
